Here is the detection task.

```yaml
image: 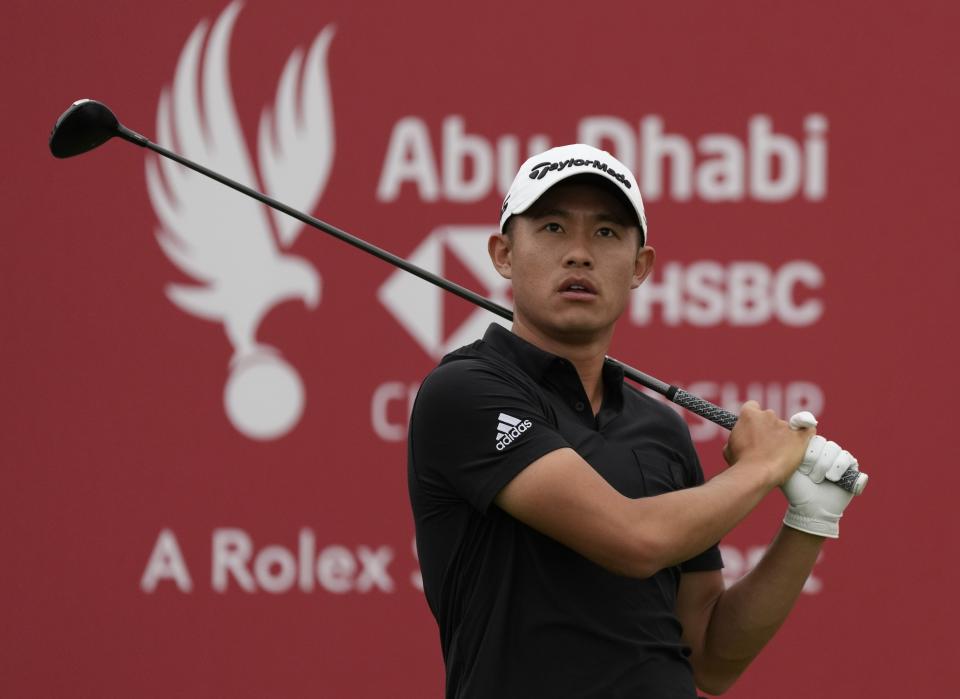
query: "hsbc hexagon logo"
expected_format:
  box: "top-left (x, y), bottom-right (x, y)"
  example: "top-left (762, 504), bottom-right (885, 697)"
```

top-left (378, 226), bottom-right (512, 359)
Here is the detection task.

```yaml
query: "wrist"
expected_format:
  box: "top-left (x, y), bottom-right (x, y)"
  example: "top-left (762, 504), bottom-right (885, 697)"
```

top-left (729, 456), bottom-right (784, 491)
top-left (777, 523), bottom-right (829, 546)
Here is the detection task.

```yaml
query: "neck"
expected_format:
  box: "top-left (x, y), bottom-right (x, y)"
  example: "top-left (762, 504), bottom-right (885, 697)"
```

top-left (511, 316), bottom-right (612, 413)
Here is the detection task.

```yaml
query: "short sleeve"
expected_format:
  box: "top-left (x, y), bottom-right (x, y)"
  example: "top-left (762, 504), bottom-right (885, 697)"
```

top-left (409, 358), bottom-right (570, 513)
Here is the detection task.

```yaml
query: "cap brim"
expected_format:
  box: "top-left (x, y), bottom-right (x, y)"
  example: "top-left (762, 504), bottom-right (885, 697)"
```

top-left (501, 169), bottom-right (647, 245)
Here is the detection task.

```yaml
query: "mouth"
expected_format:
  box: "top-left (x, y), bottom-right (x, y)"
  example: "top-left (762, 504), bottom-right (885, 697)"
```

top-left (557, 277), bottom-right (598, 300)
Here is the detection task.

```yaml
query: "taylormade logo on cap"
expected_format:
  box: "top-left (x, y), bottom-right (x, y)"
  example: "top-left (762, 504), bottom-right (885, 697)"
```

top-left (528, 158), bottom-right (633, 189)
top-left (499, 144), bottom-right (648, 245)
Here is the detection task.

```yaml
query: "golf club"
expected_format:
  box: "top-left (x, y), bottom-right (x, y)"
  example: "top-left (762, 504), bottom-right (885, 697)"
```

top-left (49, 99), bottom-right (867, 495)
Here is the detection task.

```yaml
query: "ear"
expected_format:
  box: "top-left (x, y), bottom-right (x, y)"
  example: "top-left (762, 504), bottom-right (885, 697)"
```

top-left (630, 246), bottom-right (656, 289)
top-left (488, 232), bottom-right (513, 279)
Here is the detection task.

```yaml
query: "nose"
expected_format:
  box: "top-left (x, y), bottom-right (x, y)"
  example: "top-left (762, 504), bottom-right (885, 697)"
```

top-left (562, 237), bottom-right (594, 268)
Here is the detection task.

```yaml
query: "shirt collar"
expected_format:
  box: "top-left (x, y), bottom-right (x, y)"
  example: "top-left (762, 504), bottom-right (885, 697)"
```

top-left (482, 323), bottom-right (563, 381)
top-left (480, 324), bottom-right (625, 415)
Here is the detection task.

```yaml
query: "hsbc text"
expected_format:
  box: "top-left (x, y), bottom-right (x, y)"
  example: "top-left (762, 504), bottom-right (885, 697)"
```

top-left (630, 260), bottom-right (824, 327)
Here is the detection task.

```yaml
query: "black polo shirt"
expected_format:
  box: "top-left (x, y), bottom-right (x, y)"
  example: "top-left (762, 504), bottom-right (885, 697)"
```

top-left (408, 324), bottom-right (722, 699)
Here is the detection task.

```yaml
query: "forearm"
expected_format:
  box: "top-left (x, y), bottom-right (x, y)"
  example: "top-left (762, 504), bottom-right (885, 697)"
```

top-left (694, 526), bottom-right (824, 693)
top-left (629, 458), bottom-right (777, 574)
top-left (496, 437), bottom-right (798, 580)
top-left (625, 400), bottom-right (824, 575)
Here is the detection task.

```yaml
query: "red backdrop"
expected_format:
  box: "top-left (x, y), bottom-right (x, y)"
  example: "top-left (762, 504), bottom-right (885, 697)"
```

top-left (4, 0), bottom-right (959, 695)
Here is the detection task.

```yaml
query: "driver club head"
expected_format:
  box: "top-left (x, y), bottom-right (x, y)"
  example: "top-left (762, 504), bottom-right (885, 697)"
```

top-left (49, 99), bottom-right (121, 158)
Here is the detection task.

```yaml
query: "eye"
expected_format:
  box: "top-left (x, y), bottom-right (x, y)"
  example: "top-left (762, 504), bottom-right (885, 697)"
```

top-left (596, 227), bottom-right (619, 238)
top-left (544, 222), bottom-right (563, 233)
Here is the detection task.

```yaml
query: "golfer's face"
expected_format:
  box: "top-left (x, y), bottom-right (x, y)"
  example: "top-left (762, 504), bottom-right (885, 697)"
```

top-left (503, 181), bottom-right (647, 341)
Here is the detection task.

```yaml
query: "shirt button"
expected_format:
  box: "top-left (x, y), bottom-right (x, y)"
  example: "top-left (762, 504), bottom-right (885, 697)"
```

top-left (574, 401), bottom-right (585, 412)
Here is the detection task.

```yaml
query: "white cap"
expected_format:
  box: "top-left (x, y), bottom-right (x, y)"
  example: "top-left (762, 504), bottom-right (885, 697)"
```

top-left (499, 144), bottom-right (648, 245)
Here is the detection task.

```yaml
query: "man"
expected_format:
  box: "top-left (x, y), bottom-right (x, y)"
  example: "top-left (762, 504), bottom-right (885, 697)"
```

top-left (407, 144), bottom-right (859, 698)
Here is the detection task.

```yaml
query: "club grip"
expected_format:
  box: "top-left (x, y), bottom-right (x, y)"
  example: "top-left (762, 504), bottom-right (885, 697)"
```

top-left (670, 388), bottom-right (866, 495)
top-left (671, 388), bottom-right (739, 430)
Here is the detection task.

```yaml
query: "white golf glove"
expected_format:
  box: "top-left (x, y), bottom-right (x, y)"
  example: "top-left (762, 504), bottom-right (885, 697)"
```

top-left (781, 412), bottom-right (859, 538)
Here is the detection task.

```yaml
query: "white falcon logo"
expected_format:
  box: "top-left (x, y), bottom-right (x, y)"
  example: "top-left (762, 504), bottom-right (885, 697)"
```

top-left (146, 0), bottom-right (335, 440)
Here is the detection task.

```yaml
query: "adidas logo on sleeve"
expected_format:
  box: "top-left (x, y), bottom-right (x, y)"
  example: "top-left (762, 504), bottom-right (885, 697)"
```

top-left (496, 413), bottom-right (534, 451)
